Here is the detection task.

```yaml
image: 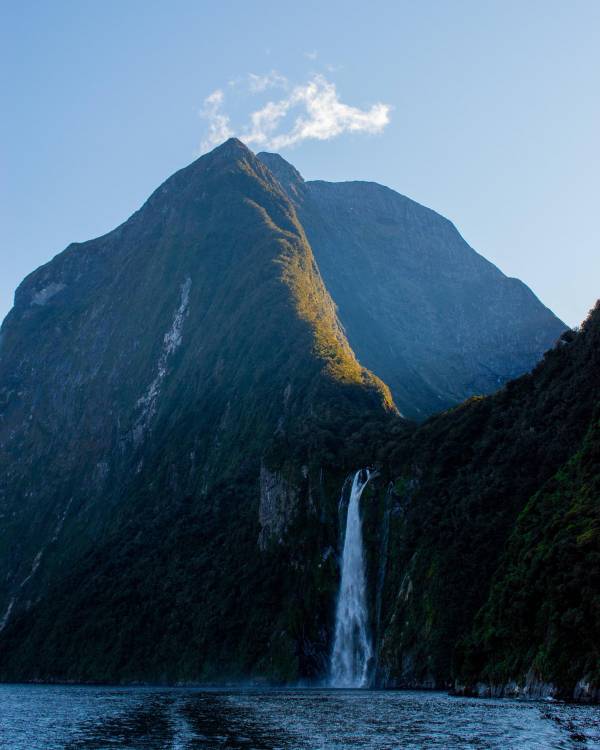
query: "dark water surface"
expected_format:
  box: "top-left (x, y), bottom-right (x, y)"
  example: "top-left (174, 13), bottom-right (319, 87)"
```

top-left (1, 686), bottom-right (599, 749)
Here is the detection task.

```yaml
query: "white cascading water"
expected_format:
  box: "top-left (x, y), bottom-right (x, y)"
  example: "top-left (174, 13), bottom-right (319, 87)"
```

top-left (330, 469), bottom-right (374, 687)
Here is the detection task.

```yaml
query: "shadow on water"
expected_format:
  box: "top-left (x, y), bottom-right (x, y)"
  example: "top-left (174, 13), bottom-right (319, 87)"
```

top-left (62, 691), bottom-right (296, 750)
top-left (181, 693), bottom-right (299, 749)
top-left (63, 694), bottom-right (175, 749)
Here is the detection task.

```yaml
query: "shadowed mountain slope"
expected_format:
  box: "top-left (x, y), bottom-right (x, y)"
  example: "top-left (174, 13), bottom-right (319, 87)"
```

top-left (258, 151), bottom-right (566, 420)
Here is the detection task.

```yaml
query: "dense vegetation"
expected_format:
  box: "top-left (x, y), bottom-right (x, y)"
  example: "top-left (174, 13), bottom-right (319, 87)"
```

top-left (374, 302), bottom-right (599, 699)
top-left (461, 413), bottom-right (600, 697)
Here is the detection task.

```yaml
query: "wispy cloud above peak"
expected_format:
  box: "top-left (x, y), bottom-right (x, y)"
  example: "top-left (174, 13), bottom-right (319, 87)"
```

top-left (247, 75), bottom-right (390, 150)
top-left (199, 73), bottom-right (391, 153)
top-left (199, 89), bottom-right (233, 152)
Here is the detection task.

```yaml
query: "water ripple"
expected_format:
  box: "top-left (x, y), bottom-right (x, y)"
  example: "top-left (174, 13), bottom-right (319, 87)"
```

top-left (0, 686), bottom-right (599, 749)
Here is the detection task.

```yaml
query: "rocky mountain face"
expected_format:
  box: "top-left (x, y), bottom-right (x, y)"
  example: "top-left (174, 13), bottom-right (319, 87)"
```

top-left (0, 139), bottom-right (395, 681)
top-left (0, 138), bottom-right (595, 701)
top-left (258, 152), bottom-right (565, 419)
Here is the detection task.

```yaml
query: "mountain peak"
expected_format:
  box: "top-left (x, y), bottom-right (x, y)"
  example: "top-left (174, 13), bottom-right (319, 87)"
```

top-left (196, 138), bottom-right (256, 171)
top-left (212, 136), bottom-right (252, 155)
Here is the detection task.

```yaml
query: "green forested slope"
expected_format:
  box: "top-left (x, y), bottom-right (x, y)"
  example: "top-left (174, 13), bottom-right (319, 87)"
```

top-left (460, 413), bottom-right (600, 699)
top-left (375, 303), bottom-right (599, 699)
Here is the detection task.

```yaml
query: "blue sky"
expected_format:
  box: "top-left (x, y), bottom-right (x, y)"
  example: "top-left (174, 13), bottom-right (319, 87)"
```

top-left (1, 0), bottom-right (598, 326)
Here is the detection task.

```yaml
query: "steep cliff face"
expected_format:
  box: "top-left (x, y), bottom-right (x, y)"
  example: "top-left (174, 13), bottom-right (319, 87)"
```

top-left (0, 138), bottom-right (395, 681)
top-left (258, 152), bottom-right (566, 420)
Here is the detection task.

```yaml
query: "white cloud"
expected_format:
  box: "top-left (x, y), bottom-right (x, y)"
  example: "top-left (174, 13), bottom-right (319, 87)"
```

top-left (244, 99), bottom-right (290, 146)
top-left (244, 75), bottom-right (391, 149)
top-left (304, 50), bottom-right (318, 60)
top-left (199, 89), bottom-right (233, 151)
top-left (199, 74), bottom-right (391, 153)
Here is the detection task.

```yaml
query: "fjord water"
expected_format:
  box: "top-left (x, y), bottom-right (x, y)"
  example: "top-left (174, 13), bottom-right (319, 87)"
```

top-left (330, 469), bottom-right (374, 688)
top-left (1, 686), bottom-right (600, 749)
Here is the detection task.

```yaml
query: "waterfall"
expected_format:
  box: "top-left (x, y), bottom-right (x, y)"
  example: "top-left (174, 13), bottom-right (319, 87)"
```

top-left (330, 469), bottom-right (374, 688)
